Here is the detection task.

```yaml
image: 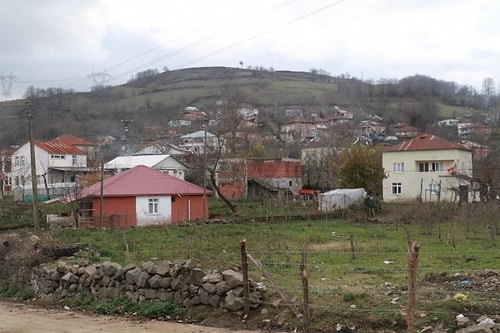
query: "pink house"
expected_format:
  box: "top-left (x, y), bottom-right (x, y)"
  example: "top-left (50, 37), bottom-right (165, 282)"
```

top-left (77, 165), bottom-right (211, 228)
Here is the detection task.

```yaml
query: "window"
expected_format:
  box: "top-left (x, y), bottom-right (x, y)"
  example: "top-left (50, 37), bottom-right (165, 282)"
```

top-left (72, 155), bottom-right (77, 165)
top-left (391, 182), bottom-right (402, 195)
top-left (148, 198), bottom-right (159, 214)
top-left (14, 156), bottom-right (19, 166)
top-left (50, 154), bottom-right (65, 160)
top-left (418, 162), bottom-right (429, 172)
top-left (393, 162), bottom-right (404, 172)
top-left (419, 162), bottom-right (444, 172)
top-left (20, 156), bottom-right (26, 166)
top-left (431, 162), bottom-right (443, 172)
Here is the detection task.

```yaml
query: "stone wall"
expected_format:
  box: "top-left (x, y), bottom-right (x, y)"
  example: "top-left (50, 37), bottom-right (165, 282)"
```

top-left (30, 258), bottom-right (265, 311)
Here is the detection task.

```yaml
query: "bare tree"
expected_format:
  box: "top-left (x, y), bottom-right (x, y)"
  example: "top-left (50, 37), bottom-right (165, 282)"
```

top-left (482, 77), bottom-right (496, 108)
top-left (206, 134), bottom-right (236, 213)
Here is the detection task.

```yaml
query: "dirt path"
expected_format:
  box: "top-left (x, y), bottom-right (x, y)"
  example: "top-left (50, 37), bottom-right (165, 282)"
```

top-left (0, 301), bottom-right (264, 333)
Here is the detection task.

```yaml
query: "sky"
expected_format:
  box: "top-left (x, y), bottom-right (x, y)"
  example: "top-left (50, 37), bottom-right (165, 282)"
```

top-left (2, 0), bottom-right (500, 100)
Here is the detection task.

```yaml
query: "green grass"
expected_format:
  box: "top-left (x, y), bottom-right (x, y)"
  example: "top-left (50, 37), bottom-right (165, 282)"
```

top-left (67, 296), bottom-right (185, 319)
top-left (3, 199), bottom-right (499, 331)
top-left (51, 217), bottom-right (498, 294)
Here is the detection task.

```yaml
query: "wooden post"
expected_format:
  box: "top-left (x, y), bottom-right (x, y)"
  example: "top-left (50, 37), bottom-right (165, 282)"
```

top-left (350, 234), bottom-right (356, 259)
top-left (488, 225), bottom-right (496, 246)
top-left (240, 239), bottom-right (250, 317)
top-left (407, 240), bottom-right (420, 333)
top-left (300, 238), bottom-right (310, 324)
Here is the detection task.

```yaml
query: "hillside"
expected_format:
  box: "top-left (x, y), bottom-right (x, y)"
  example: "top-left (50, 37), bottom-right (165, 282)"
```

top-left (0, 66), bottom-right (495, 155)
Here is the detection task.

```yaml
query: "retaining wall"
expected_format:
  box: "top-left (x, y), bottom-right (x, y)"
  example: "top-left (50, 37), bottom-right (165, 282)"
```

top-left (30, 258), bottom-right (265, 311)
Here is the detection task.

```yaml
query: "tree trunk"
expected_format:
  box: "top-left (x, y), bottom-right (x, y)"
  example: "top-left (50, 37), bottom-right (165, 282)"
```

top-left (208, 167), bottom-right (236, 213)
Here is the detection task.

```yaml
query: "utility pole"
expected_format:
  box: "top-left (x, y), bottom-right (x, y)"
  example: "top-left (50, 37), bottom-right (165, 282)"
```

top-left (202, 125), bottom-right (207, 219)
top-left (25, 98), bottom-right (40, 231)
top-left (99, 158), bottom-right (104, 228)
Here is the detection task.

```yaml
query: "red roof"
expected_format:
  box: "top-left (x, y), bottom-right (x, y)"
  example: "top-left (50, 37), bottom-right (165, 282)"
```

top-left (384, 134), bottom-right (467, 152)
top-left (36, 141), bottom-right (86, 155)
top-left (50, 135), bottom-right (94, 147)
top-left (81, 165), bottom-right (211, 197)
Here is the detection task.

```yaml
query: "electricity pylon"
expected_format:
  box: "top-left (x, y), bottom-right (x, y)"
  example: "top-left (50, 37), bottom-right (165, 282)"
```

top-left (0, 72), bottom-right (18, 101)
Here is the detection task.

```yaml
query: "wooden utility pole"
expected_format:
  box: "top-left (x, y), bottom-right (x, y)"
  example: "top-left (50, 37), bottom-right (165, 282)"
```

top-left (203, 127), bottom-right (207, 219)
top-left (240, 239), bottom-right (250, 316)
top-left (25, 98), bottom-right (40, 232)
top-left (99, 158), bottom-right (104, 227)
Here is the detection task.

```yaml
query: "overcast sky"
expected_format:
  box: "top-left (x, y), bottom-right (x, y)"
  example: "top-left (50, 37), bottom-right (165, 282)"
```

top-left (2, 0), bottom-right (500, 100)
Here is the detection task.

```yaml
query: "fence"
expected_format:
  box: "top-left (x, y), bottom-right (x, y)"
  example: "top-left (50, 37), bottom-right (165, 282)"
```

top-left (236, 236), bottom-right (498, 332)
top-left (50, 218), bottom-right (499, 332)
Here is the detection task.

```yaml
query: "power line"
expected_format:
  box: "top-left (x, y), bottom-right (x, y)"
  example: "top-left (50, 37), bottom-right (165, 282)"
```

top-left (10, 0), bottom-right (351, 96)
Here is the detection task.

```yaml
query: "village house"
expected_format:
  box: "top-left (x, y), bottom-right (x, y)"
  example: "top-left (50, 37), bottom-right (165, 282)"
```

top-left (458, 140), bottom-right (490, 160)
top-left (75, 165), bottom-right (211, 228)
top-left (0, 145), bottom-right (17, 193)
top-left (50, 135), bottom-right (96, 163)
top-left (8, 136), bottom-right (92, 200)
top-left (391, 124), bottom-right (422, 139)
top-left (280, 117), bottom-right (318, 142)
top-left (216, 157), bottom-right (302, 200)
top-left (382, 134), bottom-right (473, 203)
top-left (179, 130), bottom-right (219, 154)
top-left (104, 154), bottom-right (188, 180)
top-left (458, 122), bottom-right (491, 137)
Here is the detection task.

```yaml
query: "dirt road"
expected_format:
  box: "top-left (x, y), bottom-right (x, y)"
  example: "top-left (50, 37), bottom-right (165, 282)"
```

top-left (0, 301), bottom-right (264, 333)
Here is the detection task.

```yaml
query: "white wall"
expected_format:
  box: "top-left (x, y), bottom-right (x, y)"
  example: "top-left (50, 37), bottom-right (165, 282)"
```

top-left (382, 149), bottom-right (472, 202)
top-left (135, 195), bottom-right (172, 226)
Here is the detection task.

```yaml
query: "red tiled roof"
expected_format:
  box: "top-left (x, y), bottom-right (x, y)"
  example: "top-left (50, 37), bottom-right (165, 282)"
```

top-left (81, 165), bottom-right (212, 197)
top-left (36, 141), bottom-right (86, 155)
top-left (383, 134), bottom-right (468, 152)
top-left (50, 135), bottom-right (94, 146)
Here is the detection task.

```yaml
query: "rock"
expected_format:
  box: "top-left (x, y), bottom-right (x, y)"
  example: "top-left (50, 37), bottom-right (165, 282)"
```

top-left (61, 272), bottom-right (78, 285)
top-left (56, 261), bottom-right (68, 273)
top-left (225, 290), bottom-right (244, 311)
top-left (125, 267), bottom-right (141, 284)
top-left (184, 268), bottom-right (205, 286)
top-left (222, 269), bottom-right (244, 288)
top-left (137, 271), bottom-right (150, 288)
top-left (140, 261), bottom-right (156, 274)
top-left (144, 289), bottom-right (156, 299)
top-left (202, 282), bottom-right (216, 294)
top-left (156, 261), bottom-right (172, 276)
top-left (171, 275), bottom-right (184, 290)
top-left (198, 288), bottom-right (210, 305)
top-left (215, 281), bottom-right (231, 296)
top-left (113, 265), bottom-right (134, 282)
top-left (100, 262), bottom-right (122, 276)
top-left (203, 271), bottom-right (223, 284)
top-left (158, 277), bottom-right (172, 289)
top-left (148, 274), bottom-right (162, 288)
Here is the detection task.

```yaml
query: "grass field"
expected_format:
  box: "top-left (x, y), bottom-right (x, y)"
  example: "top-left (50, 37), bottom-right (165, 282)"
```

top-left (47, 202), bottom-right (499, 332)
top-left (2, 198), bottom-right (499, 331)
